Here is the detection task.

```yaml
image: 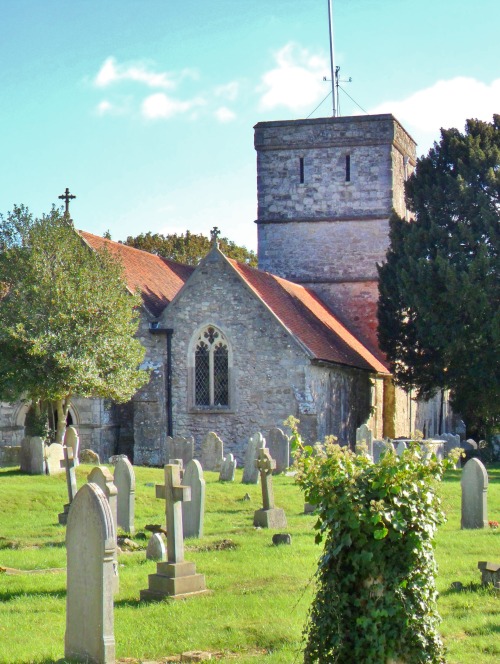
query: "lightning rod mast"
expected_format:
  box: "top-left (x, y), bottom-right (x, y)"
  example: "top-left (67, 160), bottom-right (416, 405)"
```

top-left (328, 0), bottom-right (337, 116)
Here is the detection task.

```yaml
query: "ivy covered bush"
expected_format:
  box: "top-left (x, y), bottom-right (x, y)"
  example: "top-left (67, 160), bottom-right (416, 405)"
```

top-left (289, 420), bottom-right (457, 664)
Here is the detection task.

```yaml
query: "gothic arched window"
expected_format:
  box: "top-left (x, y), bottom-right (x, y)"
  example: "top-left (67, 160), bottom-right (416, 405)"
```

top-left (194, 326), bottom-right (229, 407)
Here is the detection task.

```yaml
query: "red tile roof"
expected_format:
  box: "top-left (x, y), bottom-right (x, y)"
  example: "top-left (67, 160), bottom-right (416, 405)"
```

top-left (78, 231), bottom-right (194, 317)
top-left (228, 258), bottom-right (389, 374)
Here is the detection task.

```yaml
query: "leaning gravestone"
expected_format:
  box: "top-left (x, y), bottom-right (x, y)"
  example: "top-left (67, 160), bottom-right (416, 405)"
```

top-left (219, 453), bottom-right (237, 481)
top-left (88, 466), bottom-right (119, 593)
top-left (253, 448), bottom-right (287, 529)
top-left (356, 423), bottom-right (373, 457)
top-left (182, 460), bottom-right (206, 539)
top-left (146, 533), bottom-right (167, 561)
top-left (45, 443), bottom-right (65, 475)
top-left (267, 427), bottom-right (290, 474)
top-left (201, 431), bottom-right (224, 471)
top-left (29, 436), bottom-right (45, 475)
top-left (64, 426), bottom-right (80, 467)
top-left (242, 432), bottom-right (265, 484)
top-left (140, 464), bottom-right (207, 600)
top-left (113, 456), bottom-right (135, 534)
top-left (65, 482), bottom-right (116, 664)
top-left (166, 435), bottom-right (194, 468)
top-left (461, 457), bottom-right (488, 529)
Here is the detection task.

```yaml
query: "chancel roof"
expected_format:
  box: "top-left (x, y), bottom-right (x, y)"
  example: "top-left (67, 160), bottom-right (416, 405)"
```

top-left (78, 231), bottom-right (195, 317)
top-left (228, 258), bottom-right (389, 374)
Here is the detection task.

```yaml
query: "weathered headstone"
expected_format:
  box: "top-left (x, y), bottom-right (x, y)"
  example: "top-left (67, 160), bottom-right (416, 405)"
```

top-left (219, 453), bottom-right (237, 482)
top-left (424, 440), bottom-right (445, 462)
top-left (29, 436), bottom-right (45, 475)
top-left (113, 456), bottom-right (135, 534)
top-left (182, 460), bottom-right (206, 539)
top-left (140, 464), bottom-right (207, 600)
top-left (356, 424), bottom-right (373, 457)
top-left (80, 448), bottom-right (101, 464)
top-left (201, 431), bottom-right (224, 472)
top-left (64, 426), bottom-right (80, 467)
top-left (166, 435), bottom-right (194, 468)
top-left (267, 427), bottom-right (290, 474)
top-left (20, 436), bottom-right (32, 473)
top-left (372, 440), bottom-right (392, 463)
top-left (65, 482), bottom-right (116, 664)
top-left (395, 441), bottom-right (407, 457)
top-left (461, 458), bottom-right (488, 529)
top-left (478, 561), bottom-right (500, 586)
top-left (242, 432), bottom-right (265, 484)
top-left (58, 447), bottom-right (78, 525)
top-left (88, 466), bottom-right (119, 593)
top-left (272, 533), bottom-right (292, 545)
top-left (45, 443), bottom-right (65, 475)
top-left (253, 448), bottom-right (287, 528)
top-left (146, 533), bottom-right (167, 561)
top-left (440, 432), bottom-right (461, 457)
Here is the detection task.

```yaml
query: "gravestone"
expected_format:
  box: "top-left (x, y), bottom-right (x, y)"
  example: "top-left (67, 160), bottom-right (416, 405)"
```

top-left (267, 427), bottom-right (290, 474)
top-left (58, 447), bottom-right (78, 525)
top-left (242, 432), bottom-right (265, 484)
top-left (201, 431), bottom-right (223, 471)
top-left (372, 440), bottom-right (392, 463)
top-left (356, 424), bottom-right (373, 457)
top-left (166, 435), bottom-right (194, 468)
top-left (424, 440), bottom-right (445, 462)
top-left (182, 460), bottom-right (205, 539)
top-left (478, 561), bottom-right (500, 586)
top-left (65, 482), bottom-right (116, 664)
top-left (219, 453), bottom-right (237, 482)
top-left (45, 443), bottom-right (65, 475)
top-left (88, 466), bottom-right (119, 593)
top-left (440, 433), bottom-right (461, 456)
top-left (113, 456), bottom-right (135, 534)
top-left (80, 448), bottom-right (101, 464)
top-left (146, 533), bottom-right (167, 561)
top-left (395, 441), bottom-right (407, 457)
top-left (140, 464), bottom-right (207, 600)
top-left (20, 436), bottom-right (32, 473)
top-left (64, 426), bottom-right (80, 467)
top-left (253, 448), bottom-right (287, 528)
top-left (461, 458), bottom-right (488, 529)
top-left (29, 436), bottom-right (45, 475)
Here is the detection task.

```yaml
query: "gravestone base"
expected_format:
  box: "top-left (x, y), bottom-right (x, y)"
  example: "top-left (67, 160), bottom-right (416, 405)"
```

top-left (140, 560), bottom-right (207, 600)
top-left (253, 507), bottom-right (287, 529)
top-left (58, 504), bottom-right (70, 525)
top-left (478, 561), bottom-right (500, 586)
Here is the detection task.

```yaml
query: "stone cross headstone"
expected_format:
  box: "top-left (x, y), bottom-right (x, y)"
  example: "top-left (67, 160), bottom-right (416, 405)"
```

top-left (242, 432), bottom-right (265, 484)
top-left (201, 431), bottom-right (224, 471)
top-left (461, 457), bottom-right (488, 529)
top-left (166, 435), bottom-right (194, 468)
top-left (146, 533), bottom-right (167, 561)
top-left (140, 464), bottom-right (207, 600)
top-left (65, 482), bottom-right (116, 664)
top-left (45, 443), bottom-right (65, 475)
top-left (356, 423), bottom-right (373, 457)
top-left (88, 466), bottom-right (119, 593)
top-left (64, 426), bottom-right (80, 467)
top-left (58, 446), bottom-right (78, 525)
top-left (182, 460), bottom-right (205, 539)
top-left (29, 436), bottom-right (45, 475)
top-left (267, 427), bottom-right (290, 474)
top-left (113, 456), bottom-right (135, 534)
top-left (219, 453), bottom-right (237, 481)
top-left (253, 448), bottom-right (287, 528)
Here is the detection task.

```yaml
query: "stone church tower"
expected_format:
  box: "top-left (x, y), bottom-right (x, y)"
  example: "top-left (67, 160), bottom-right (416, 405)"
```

top-left (254, 114), bottom-right (416, 357)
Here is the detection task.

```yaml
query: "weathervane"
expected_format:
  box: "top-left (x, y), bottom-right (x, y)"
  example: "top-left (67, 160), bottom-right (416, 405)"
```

top-left (58, 187), bottom-right (76, 219)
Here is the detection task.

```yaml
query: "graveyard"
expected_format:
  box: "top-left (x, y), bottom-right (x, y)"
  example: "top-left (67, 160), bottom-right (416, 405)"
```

top-left (0, 457), bottom-right (499, 664)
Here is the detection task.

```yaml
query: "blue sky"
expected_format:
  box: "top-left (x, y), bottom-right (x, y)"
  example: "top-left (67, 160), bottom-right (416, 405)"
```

top-left (1, 0), bottom-right (499, 251)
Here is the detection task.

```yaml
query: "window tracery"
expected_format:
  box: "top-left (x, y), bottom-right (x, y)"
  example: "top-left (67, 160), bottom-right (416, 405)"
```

top-left (194, 326), bottom-right (229, 407)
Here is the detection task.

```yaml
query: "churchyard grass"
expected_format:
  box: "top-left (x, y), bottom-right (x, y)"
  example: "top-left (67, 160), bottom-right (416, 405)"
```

top-left (0, 463), bottom-right (499, 663)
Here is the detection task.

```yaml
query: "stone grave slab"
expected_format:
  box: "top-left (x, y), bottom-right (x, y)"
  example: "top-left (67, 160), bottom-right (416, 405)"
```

top-left (64, 426), bottom-right (80, 467)
top-left (219, 453), bottom-right (237, 482)
top-left (267, 427), bottom-right (290, 474)
top-left (182, 460), bottom-right (205, 539)
top-left (88, 466), bottom-right (119, 593)
top-left (45, 443), bottom-right (65, 475)
top-left (29, 436), bottom-right (45, 475)
top-left (356, 424), bottom-right (373, 457)
top-left (114, 456), bottom-right (136, 534)
top-left (201, 431), bottom-right (223, 471)
top-left (146, 533), bottom-right (167, 561)
top-left (461, 457), bottom-right (488, 529)
top-left (242, 432), bottom-right (265, 484)
top-left (166, 435), bottom-right (194, 468)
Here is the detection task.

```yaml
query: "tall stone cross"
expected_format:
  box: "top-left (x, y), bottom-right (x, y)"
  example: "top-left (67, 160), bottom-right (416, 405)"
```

top-left (58, 187), bottom-right (76, 217)
top-left (256, 448), bottom-right (276, 510)
top-left (155, 464), bottom-right (191, 563)
top-left (210, 226), bottom-right (220, 248)
top-left (61, 446), bottom-right (78, 503)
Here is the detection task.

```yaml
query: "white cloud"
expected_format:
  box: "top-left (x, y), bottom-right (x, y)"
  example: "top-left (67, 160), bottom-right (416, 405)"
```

top-left (214, 106), bottom-right (236, 123)
top-left (214, 81), bottom-right (239, 101)
top-left (370, 77), bottom-right (500, 154)
top-left (95, 56), bottom-right (175, 89)
top-left (141, 93), bottom-right (205, 119)
top-left (96, 100), bottom-right (113, 115)
top-left (258, 43), bottom-right (329, 111)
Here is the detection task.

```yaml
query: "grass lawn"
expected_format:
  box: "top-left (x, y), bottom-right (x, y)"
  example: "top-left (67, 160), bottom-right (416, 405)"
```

top-left (0, 462), bottom-right (499, 663)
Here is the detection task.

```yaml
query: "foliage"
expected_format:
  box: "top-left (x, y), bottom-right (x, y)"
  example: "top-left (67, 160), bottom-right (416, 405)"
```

top-left (0, 205), bottom-right (149, 442)
top-left (123, 230), bottom-right (258, 266)
top-left (290, 420), bottom-right (456, 663)
top-left (377, 116), bottom-right (500, 437)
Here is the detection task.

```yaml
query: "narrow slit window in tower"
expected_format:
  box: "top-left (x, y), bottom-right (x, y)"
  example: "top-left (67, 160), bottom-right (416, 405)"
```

top-left (299, 157), bottom-right (304, 184)
top-left (345, 154), bottom-right (351, 182)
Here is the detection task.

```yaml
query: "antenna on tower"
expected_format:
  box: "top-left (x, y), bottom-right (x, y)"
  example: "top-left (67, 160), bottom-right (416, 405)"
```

top-left (327, 0), bottom-right (337, 117)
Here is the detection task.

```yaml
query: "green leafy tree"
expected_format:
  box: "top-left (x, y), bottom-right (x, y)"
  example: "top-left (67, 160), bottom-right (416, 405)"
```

top-left (378, 116), bottom-right (500, 437)
top-left (0, 205), bottom-right (149, 443)
top-left (124, 230), bottom-right (257, 266)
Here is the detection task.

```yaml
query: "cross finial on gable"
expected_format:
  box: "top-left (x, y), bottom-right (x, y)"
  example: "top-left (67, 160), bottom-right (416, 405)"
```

top-left (210, 226), bottom-right (221, 248)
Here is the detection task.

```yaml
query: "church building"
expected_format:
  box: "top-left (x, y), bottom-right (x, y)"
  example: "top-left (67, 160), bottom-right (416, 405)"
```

top-left (0, 114), bottom-right (451, 463)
